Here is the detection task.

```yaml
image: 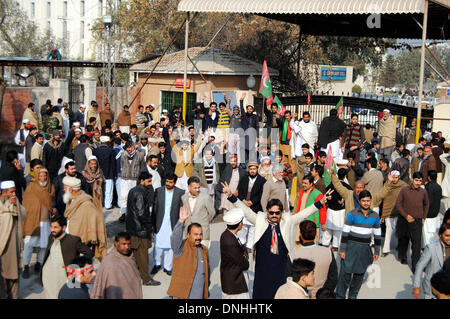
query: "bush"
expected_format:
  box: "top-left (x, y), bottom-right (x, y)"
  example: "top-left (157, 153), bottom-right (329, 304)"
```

top-left (352, 85), bottom-right (362, 95)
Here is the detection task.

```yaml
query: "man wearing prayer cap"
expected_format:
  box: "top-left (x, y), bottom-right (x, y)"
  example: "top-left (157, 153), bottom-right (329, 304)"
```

top-left (0, 180), bottom-right (26, 299)
top-left (62, 174), bottom-right (107, 260)
top-left (379, 108), bottom-right (396, 160)
top-left (93, 135), bottom-right (116, 210)
top-left (14, 118), bottom-right (31, 168)
top-left (220, 207), bottom-right (250, 299)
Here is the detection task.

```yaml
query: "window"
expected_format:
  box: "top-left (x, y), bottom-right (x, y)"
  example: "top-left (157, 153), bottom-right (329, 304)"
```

top-left (161, 91), bottom-right (197, 113)
top-left (80, 21), bottom-right (84, 39)
top-left (47, 1), bottom-right (51, 18)
top-left (31, 2), bottom-right (35, 18)
top-left (80, 0), bottom-right (85, 17)
top-left (63, 1), bottom-right (68, 17)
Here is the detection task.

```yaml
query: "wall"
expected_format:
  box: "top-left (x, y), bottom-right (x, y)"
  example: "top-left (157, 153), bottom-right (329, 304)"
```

top-left (432, 103), bottom-right (450, 137)
top-left (0, 87), bottom-right (33, 142)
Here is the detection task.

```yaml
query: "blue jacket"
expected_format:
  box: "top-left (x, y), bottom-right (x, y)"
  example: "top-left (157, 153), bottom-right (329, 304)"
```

top-left (93, 145), bottom-right (117, 180)
top-left (113, 145), bottom-right (123, 175)
top-left (73, 110), bottom-right (85, 127)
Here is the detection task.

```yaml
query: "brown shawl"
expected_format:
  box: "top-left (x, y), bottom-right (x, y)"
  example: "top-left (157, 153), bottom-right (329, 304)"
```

top-left (64, 190), bottom-right (107, 259)
top-left (82, 161), bottom-right (104, 212)
top-left (117, 111), bottom-right (131, 127)
top-left (90, 248), bottom-right (143, 299)
top-left (22, 168), bottom-right (54, 237)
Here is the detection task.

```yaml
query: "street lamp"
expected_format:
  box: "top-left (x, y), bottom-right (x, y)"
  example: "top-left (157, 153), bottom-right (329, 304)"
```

top-left (247, 74), bottom-right (256, 89)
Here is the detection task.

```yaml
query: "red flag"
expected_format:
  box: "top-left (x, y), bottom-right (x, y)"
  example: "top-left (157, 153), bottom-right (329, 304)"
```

top-left (266, 95), bottom-right (274, 106)
top-left (307, 88), bottom-right (311, 107)
top-left (324, 145), bottom-right (334, 169)
top-left (336, 96), bottom-right (344, 117)
top-left (259, 60), bottom-right (272, 99)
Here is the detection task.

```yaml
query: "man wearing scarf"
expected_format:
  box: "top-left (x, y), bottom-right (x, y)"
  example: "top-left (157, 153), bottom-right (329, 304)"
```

top-left (194, 147), bottom-right (220, 198)
top-left (22, 168), bottom-right (55, 279)
top-left (43, 129), bottom-right (65, 181)
top-left (119, 141), bottom-right (146, 222)
top-left (277, 110), bottom-right (297, 173)
top-left (63, 176), bottom-right (107, 260)
top-left (82, 156), bottom-right (105, 212)
top-left (0, 181), bottom-right (26, 299)
top-left (222, 181), bottom-right (329, 299)
top-left (291, 111), bottom-right (318, 156)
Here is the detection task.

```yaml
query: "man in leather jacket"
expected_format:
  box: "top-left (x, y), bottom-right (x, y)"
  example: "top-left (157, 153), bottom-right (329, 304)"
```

top-left (125, 171), bottom-right (161, 286)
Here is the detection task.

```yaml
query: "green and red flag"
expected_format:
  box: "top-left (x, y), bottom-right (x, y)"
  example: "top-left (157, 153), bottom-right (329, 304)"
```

top-left (322, 145), bottom-right (337, 187)
top-left (273, 95), bottom-right (286, 116)
top-left (259, 60), bottom-right (273, 99)
top-left (307, 88), bottom-right (311, 108)
top-left (335, 96), bottom-right (344, 117)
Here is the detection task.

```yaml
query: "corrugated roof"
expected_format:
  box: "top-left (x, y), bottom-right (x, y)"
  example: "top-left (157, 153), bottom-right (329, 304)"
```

top-left (131, 47), bottom-right (279, 76)
top-left (178, 0), bottom-right (431, 15)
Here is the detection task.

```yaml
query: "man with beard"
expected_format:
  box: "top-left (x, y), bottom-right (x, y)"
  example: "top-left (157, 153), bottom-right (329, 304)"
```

top-left (14, 119), bottom-right (30, 168)
top-left (22, 168), bottom-right (55, 279)
top-left (81, 156), bottom-right (105, 212)
top-left (0, 181), bottom-right (26, 299)
top-left (263, 102), bottom-right (280, 145)
top-left (222, 182), bottom-right (330, 299)
top-left (43, 129), bottom-right (65, 181)
top-left (41, 214), bottom-right (92, 299)
top-left (91, 232), bottom-right (142, 298)
top-left (379, 109), bottom-right (397, 160)
top-left (22, 102), bottom-right (39, 129)
top-left (343, 113), bottom-right (365, 160)
top-left (261, 164), bottom-right (290, 214)
top-left (318, 109), bottom-right (346, 163)
top-left (142, 154), bottom-right (165, 190)
top-left (93, 135), bottom-right (116, 210)
top-left (215, 154), bottom-right (246, 213)
top-left (419, 146), bottom-right (437, 185)
top-left (62, 176), bottom-right (107, 260)
top-left (53, 160), bottom-right (88, 216)
top-left (151, 173), bottom-right (185, 276)
top-left (0, 150), bottom-right (27, 203)
top-left (125, 171), bottom-right (161, 286)
top-left (236, 162), bottom-right (266, 252)
top-left (291, 111), bottom-right (318, 156)
top-left (119, 141), bottom-right (146, 222)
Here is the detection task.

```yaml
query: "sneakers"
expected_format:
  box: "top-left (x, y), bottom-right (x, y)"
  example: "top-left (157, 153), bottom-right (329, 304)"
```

top-left (22, 265), bottom-right (30, 279)
top-left (144, 279), bottom-right (161, 286)
top-left (150, 265), bottom-right (161, 275)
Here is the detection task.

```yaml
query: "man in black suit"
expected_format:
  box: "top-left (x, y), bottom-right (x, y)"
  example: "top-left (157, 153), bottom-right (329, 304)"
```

top-left (220, 208), bottom-right (249, 298)
top-left (236, 162), bottom-right (266, 252)
top-left (151, 172), bottom-right (185, 276)
top-left (41, 215), bottom-right (93, 299)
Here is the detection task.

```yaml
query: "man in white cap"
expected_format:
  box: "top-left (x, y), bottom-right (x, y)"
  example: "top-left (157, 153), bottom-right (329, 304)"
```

top-left (14, 118), bottom-right (30, 168)
top-left (0, 181), bottom-right (26, 299)
top-left (73, 105), bottom-right (86, 128)
top-left (93, 135), bottom-right (116, 210)
top-left (62, 176), bottom-right (107, 260)
top-left (379, 109), bottom-right (396, 160)
top-left (220, 208), bottom-right (250, 299)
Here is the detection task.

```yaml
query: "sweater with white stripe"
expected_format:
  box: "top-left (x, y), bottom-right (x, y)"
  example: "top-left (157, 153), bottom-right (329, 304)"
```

top-left (339, 208), bottom-right (381, 256)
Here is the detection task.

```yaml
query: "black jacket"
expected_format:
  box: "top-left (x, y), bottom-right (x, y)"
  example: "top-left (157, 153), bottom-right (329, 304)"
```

top-left (73, 110), bottom-right (85, 127)
top-left (220, 229), bottom-right (249, 295)
top-left (93, 145), bottom-right (117, 180)
top-left (318, 116), bottom-right (346, 148)
top-left (201, 104), bottom-right (219, 130)
top-left (126, 184), bottom-right (154, 238)
top-left (0, 161), bottom-right (27, 202)
top-left (43, 139), bottom-right (65, 181)
top-left (157, 152), bottom-right (175, 174)
top-left (41, 233), bottom-right (93, 283)
top-left (152, 186), bottom-right (185, 233)
top-left (237, 173), bottom-right (266, 213)
top-left (53, 172), bottom-right (89, 215)
top-left (425, 181), bottom-right (442, 219)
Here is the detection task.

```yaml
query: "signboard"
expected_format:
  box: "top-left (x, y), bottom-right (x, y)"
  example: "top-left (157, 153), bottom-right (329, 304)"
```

top-left (447, 89), bottom-right (450, 96)
top-left (320, 67), bottom-right (347, 81)
top-left (174, 78), bottom-right (190, 88)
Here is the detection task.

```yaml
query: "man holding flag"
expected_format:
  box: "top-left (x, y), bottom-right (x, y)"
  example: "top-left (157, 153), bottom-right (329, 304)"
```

top-left (318, 108), bottom-right (346, 163)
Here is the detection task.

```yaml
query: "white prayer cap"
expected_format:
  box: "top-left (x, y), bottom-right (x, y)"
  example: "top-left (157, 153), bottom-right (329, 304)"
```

top-left (74, 128), bottom-right (82, 133)
top-left (260, 156), bottom-right (271, 162)
top-left (73, 121), bottom-right (81, 127)
top-left (1, 181), bottom-right (15, 190)
top-left (62, 158), bottom-right (75, 168)
top-left (162, 109), bottom-right (168, 113)
top-left (100, 135), bottom-right (110, 143)
top-left (87, 155), bottom-right (98, 162)
top-left (391, 170), bottom-right (400, 176)
top-left (62, 176), bottom-right (81, 190)
top-left (336, 159), bottom-right (349, 166)
top-left (22, 118), bottom-right (30, 124)
top-left (383, 109), bottom-right (390, 113)
top-left (79, 104), bottom-right (86, 109)
top-left (150, 104), bottom-right (155, 108)
top-left (223, 208), bottom-right (244, 226)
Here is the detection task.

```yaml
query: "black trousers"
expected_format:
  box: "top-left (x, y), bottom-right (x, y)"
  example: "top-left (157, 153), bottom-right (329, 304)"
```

top-left (396, 216), bottom-right (422, 272)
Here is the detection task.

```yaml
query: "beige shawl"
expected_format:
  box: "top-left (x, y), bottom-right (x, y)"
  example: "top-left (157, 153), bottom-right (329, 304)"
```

top-left (0, 198), bottom-right (26, 256)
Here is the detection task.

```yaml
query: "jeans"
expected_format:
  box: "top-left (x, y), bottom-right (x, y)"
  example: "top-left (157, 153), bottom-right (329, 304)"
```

top-left (104, 179), bottom-right (114, 209)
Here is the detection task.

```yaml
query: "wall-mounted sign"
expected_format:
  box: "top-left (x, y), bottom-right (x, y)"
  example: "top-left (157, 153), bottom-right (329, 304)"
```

top-left (320, 67), bottom-right (347, 81)
top-left (175, 78), bottom-right (191, 88)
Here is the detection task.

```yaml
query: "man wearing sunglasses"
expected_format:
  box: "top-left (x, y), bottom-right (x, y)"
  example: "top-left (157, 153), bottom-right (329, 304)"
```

top-left (221, 181), bottom-right (332, 299)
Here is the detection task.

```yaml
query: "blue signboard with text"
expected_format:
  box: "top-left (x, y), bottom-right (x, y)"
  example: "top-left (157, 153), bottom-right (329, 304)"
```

top-left (320, 67), bottom-right (347, 81)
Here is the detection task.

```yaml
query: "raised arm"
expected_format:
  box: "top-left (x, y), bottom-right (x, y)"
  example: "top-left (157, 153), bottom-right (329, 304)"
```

top-left (221, 182), bottom-right (257, 225)
top-left (331, 170), bottom-right (352, 199)
top-left (171, 206), bottom-right (190, 258)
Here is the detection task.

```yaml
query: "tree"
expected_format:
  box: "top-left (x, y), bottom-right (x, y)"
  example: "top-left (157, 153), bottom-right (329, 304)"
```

top-left (352, 84), bottom-right (362, 95)
top-left (378, 54), bottom-right (398, 88)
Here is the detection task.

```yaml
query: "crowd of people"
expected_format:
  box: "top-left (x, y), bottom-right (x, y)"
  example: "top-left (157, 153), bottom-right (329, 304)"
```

top-left (0, 93), bottom-right (449, 300)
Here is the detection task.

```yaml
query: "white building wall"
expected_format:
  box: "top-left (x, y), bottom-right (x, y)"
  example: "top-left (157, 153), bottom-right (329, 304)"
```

top-left (17, 0), bottom-right (106, 60)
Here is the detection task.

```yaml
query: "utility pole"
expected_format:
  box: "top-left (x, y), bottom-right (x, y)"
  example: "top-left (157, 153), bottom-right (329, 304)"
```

top-left (102, 0), bottom-right (115, 107)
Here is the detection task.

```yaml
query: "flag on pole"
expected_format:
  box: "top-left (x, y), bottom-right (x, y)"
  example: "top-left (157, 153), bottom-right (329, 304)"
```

top-left (335, 96), bottom-right (344, 116)
top-left (322, 144), bottom-right (336, 187)
top-left (266, 95), bottom-right (274, 106)
top-left (273, 96), bottom-right (286, 116)
top-left (307, 88), bottom-right (311, 108)
top-left (259, 60), bottom-right (272, 99)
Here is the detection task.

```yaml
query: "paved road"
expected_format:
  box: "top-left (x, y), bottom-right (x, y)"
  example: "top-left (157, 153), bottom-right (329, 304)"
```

top-left (20, 207), bottom-right (420, 299)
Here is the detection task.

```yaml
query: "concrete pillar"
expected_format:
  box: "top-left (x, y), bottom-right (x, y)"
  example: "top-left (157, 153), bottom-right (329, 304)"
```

top-left (79, 78), bottom-right (97, 111)
top-left (49, 78), bottom-right (68, 105)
